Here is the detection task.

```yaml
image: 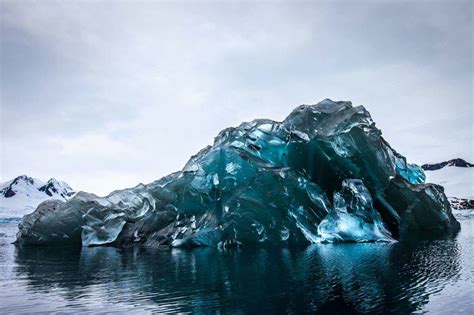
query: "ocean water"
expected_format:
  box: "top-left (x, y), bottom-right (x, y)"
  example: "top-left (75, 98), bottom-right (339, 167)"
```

top-left (0, 216), bottom-right (472, 314)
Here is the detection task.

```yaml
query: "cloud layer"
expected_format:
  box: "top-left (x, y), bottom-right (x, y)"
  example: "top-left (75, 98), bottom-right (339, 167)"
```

top-left (1, 1), bottom-right (472, 195)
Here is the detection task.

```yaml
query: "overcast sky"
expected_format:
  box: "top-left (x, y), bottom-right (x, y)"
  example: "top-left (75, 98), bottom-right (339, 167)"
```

top-left (1, 0), bottom-right (472, 195)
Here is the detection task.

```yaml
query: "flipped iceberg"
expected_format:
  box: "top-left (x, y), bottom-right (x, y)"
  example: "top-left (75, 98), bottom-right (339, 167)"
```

top-left (15, 99), bottom-right (460, 247)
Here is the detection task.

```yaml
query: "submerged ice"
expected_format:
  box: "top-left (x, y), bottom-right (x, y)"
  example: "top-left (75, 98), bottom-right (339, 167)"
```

top-left (15, 99), bottom-right (460, 247)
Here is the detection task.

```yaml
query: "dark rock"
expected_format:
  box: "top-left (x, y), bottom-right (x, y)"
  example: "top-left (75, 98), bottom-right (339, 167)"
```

top-left (422, 158), bottom-right (473, 171)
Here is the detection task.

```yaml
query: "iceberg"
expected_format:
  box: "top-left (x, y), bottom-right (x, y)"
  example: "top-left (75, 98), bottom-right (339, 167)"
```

top-left (15, 99), bottom-right (460, 247)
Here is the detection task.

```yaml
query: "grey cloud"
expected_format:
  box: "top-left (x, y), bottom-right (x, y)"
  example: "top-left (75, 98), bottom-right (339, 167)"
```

top-left (0, 0), bottom-right (472, 194)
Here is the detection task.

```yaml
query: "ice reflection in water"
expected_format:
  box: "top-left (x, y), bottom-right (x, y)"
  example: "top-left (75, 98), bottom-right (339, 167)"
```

top-left (5, 235), bottom-right (465, 314)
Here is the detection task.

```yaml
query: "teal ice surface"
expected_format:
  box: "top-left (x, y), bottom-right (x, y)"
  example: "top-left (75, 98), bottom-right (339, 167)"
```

top-left (16, 99), bottom-right (459, 248)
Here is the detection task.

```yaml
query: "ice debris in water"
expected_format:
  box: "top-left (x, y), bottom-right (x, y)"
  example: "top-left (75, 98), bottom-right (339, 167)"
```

top-left (16, 99), bottom-right (460, 248)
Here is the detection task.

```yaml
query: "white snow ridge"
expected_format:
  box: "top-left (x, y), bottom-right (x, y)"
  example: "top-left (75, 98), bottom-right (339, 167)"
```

top-left (424, 160), bottom-right (473, 211)
top-left (0, 175), bottom-right (75, 220)
top-left (425, 166), bottom-right (473, 200)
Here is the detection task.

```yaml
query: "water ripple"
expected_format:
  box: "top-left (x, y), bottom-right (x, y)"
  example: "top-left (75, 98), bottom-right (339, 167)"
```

top-left (0, 220), bottom-right (473, 313)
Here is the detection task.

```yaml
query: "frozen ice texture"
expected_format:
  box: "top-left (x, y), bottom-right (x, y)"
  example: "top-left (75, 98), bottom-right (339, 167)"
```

top-left (15, 99), bottom-right (460, 247)
top-left (317, 179), bottom-right (394, 242)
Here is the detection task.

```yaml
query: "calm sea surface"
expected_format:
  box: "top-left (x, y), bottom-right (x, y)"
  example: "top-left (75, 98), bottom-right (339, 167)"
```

top-left (0, 214), bottom-right (473, 314)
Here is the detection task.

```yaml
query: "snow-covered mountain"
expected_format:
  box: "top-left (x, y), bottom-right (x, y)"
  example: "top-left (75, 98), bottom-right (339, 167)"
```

top-left (0, 175), bottom-right (75, 219)
top-left (424, 159), bottom-right (473, 210)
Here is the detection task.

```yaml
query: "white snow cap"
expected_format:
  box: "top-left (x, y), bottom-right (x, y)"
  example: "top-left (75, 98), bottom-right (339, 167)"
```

top-left (0, 175), bottom-right (75, 219)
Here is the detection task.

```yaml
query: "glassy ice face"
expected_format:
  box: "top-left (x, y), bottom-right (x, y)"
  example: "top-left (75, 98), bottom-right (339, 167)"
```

top-left (16, 99), bottom-right (459, 248)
